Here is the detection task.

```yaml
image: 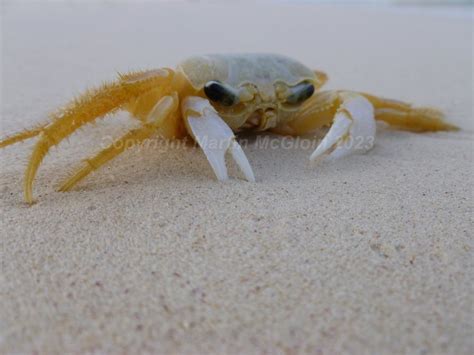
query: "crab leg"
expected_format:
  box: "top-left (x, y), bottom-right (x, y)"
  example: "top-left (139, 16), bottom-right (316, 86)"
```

top-left (182, 96), bottom-right (255, 182)
top-left (58, 94), bottom-right (179, 192)
top-left (12, 69), bottom-right (173, 203)
top-left (360, 93), bottom-right (458, 132)
top-left (0, 126), bottom-right (46, 148)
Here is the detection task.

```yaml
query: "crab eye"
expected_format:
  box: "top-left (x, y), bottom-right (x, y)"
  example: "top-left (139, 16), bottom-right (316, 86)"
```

top-left (285, 81), bottom-right (315, 104)
top-left (204, 81), bottom-right (239, 107)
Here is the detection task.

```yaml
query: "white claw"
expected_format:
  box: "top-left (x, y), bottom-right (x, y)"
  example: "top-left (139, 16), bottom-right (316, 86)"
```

top-left (310, 114), bottom-right (351, 161)
top-left (183, 96), bottom-right (255, 182)
top-left (229, 140), bottom-right (256, 182)
top-left (310, 93), bottom-right (376, 162)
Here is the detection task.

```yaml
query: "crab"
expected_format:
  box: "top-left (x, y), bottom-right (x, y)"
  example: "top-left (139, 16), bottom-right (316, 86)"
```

top-left (0, 53), bottom-right (457, 204)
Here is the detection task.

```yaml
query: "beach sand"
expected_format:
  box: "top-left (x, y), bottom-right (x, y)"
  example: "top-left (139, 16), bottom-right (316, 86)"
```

top-left (1, 3), bottom-right (472, 354)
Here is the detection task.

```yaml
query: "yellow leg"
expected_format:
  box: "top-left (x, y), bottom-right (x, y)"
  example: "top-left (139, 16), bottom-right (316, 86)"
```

top-left (19, 68), bottom-right (174, 203)
top-left (58, 94), bottom-right (179, 192)
top-left (0, 126), bottom-right (46, 148)
top-left (58, 127), bottom-right (154, 192)
top-left (360, 93), bottom-right (458, 132)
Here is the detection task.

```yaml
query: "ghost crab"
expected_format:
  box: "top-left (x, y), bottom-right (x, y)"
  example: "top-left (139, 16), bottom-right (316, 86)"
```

top-left (1, 53), bottom-right (457, 203)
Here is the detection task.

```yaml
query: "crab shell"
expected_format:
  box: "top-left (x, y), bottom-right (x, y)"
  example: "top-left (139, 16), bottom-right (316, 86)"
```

top-left (176, 54), bottom-right (325, 131)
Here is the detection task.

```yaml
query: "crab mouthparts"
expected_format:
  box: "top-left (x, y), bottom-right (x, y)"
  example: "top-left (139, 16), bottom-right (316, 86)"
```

top-left (243, 108), bottom-right (277, 130)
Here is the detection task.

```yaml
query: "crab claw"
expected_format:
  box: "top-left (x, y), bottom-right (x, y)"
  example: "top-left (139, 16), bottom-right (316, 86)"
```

top-left (310, 93), bottom-right (376, 162)
top-left (182, 96), bottom-right (255, 182)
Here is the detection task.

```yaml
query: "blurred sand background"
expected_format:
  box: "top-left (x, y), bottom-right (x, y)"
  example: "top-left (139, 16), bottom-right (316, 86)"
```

top-left (1, 2), bottom-right (473, 354)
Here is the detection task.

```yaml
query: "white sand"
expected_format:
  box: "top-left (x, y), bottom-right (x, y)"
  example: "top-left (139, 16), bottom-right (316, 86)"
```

top-left (1, 3), bottom-right (472, 354)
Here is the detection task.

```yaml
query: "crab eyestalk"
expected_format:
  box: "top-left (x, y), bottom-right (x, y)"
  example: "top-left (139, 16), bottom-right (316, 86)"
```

top-left (204, 80), bottom-right (240, 107)
top-left (285, 81), bottom-right (315, 104)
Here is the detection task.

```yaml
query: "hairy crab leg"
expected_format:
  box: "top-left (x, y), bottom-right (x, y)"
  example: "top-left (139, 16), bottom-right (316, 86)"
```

top-left (0, 126), bottom-right (45, 148)
top-left (182, 96), bottom-right (255, 182)
top-left (360, 93), bottom-right (458, 132)
top-left (14, 69), bottom-right (173, 203)
top-left (58, 93), bottom-right (179, 192)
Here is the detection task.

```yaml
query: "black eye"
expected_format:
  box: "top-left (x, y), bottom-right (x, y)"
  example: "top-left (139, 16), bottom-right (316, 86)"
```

top-left (286, 81), bottom-right (315, 104)
top-left (204, 81), bottom-right (238, 107)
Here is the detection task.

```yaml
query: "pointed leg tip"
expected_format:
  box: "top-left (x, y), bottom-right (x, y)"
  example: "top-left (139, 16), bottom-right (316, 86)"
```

top-left (24, 196), bottom-right (36, 205)
top-left (57, 185), bottom-right (69, 193)
top-left (309, 152), bottom-right (331, 166)
top-left (215, 174), bottom-right (229, 182)
top-left (309, 151), bottom-right (322, 162)
top-left (229, 141), bottom-right (255, 183)
top-left (245, 174), bottom-right (256, 183)
top-left (24, 189), bottom-right (34, 205)
top-left (239, 165), bottom-right (256, 183)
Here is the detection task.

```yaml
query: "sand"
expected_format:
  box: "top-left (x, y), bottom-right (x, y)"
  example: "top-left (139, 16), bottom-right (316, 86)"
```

top-left (1, 3), bottom-right (473, 354)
